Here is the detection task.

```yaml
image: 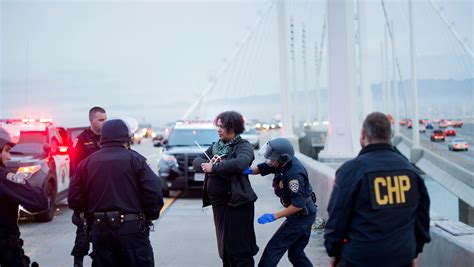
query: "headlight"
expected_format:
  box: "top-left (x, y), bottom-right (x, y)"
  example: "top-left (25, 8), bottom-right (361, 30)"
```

top-left (162, 154), bottom-right (178, 167)
top-left (16, 164), bottom-right (42, 180)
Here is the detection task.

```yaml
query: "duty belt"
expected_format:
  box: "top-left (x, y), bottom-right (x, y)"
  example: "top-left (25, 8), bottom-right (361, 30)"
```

top-left (93, 211), bottom-right (144, 225)
top-left (286, 194), bottom-right (317, 217)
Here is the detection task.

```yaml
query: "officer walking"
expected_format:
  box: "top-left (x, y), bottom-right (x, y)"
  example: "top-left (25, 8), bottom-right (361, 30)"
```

top-left (324, 112), bottom-right (431, 267)
top-left (70, 106), bottom-right (107, 267)
top-left (0, 128), bottom-right (48, 266)
top-left (68, 119), bottom-right (164, 267)
top-left (244, 138), bottom-right (317, 267)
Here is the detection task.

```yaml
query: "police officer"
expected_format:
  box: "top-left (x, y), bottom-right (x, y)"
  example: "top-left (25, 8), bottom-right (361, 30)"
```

top-left (244, 138), bottom-right (317, 267)
top-left (0, 128), bottom-right (48, 266)
top-left (68, 119), bottom-right (164, 267)
top-left (324, 112), bottom-right (431, 267)
top-left (70, 106), bottom-right (107, 267)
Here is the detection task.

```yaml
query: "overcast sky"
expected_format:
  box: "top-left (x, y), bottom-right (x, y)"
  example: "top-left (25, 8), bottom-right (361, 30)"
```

top-left (1, 0), bottom-right (472, 126)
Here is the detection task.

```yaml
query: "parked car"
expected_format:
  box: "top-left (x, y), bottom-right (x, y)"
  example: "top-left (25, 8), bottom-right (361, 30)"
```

top-left (426, 123), bottom-right (433, 130)
top-left (1, 118), bottom-right (71, 222)
top-left (445, 127), bottom-right (456, 136)
top-left (430, 129), bottom-right (445, 142)
top-left (241, 127), bottom-right (259, 149)
top-left (448, 138), bottom-right (468, 151)
top-left (157, 122), bottom-right (218, 196)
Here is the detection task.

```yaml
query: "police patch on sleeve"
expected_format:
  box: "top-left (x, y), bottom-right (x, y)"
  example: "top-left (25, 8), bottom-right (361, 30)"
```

top-left (288, 179), bottom-right (299, 193)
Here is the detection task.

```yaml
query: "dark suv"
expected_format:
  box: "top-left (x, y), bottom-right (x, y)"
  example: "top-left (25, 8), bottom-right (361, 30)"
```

top-left (1, 119), bottom-right (71, 222)
top-left (157, 122), bottom-right (217, 196)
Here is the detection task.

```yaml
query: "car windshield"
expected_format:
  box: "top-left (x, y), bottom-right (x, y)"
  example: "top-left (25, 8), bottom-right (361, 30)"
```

top-left (434, 130), bottom-right (443, 134)
top-left (168, 129), bottom-right (218, 147)
top-left (454, 139), bottom-right (466, 143)
top-left (10, 131), bottom-right (47, 156)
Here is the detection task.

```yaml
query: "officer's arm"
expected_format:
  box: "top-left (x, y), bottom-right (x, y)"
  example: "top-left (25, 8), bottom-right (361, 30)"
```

top-left (139, 160), bottom-right (164, 221)
top-left (274, 205), bottom-right (303, 219)
top-left (72, 136), bottom-right (85, 171)
top-left (68, 160), bottom-right (87, 211)
top-left (324, 168), bottom-right (358, 258)
top-left (212, 142), bottom-right (254, 175)
top-left (0, 169), bottom-right (48, 213)
top-left (192, 146), bottom-right (213, 170)
top-left (256, 162), bottom-right (276, 176)
top-left (415, 176), bottom-right (431, 255)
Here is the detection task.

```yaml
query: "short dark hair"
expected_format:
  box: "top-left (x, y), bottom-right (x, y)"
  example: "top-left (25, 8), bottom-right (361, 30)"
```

top-left (89, 106), bottom-right (106, 121)
top-left (214, 111), bottom-right (245, 135)
top-left (362, 112), bottom-right (392, 143)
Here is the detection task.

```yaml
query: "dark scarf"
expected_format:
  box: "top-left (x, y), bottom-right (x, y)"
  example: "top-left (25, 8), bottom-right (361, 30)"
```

top-left (212, 135), bottom-right (241, 158)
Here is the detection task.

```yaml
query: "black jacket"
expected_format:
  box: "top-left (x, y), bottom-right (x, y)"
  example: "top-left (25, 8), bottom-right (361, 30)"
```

top-left (71, 128), bottom-right (101, 175)
top-left (68, 143), bottom-right (164, 220)
top-left (0, 164), bottom-right (48, 239)
top-left (324, 144), bottom-right (431, 267)
top-left (193, 138), bottom-right (257, 207)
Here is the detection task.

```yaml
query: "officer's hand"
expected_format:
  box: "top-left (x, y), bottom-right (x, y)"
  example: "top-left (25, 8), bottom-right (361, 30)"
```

top-left (257, 213), bottom-right (275, 224)
top-left (242, 167), bottom-right (253, 175)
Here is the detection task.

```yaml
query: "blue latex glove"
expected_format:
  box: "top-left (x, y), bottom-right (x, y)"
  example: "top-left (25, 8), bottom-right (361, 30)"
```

top-left (258, 213), bottom-right (275, 224)
top-left (242, 167), bottom-right (253, 175)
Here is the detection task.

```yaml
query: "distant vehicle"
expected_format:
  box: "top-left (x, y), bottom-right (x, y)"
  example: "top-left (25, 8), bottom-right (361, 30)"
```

top-left (399, 120), bottom-right (406, 126)
top-left (419, 124), bottom-right (426, 133)
top-left (138, 123), bottom-right (154, 138)
top-left (445, 127), bottom-right (456, 136)
top-left (241, 127), bottom-right (259, 149)
top-left (453, 119), bottom-right (464, 128)
top-left (439, 120), bottom-right (450, 128)
top-left (430, 129), bottom-right (446, 142)
top-left (448, 138), bottom-right (469, 151)
top-left (1, 118), bottom-right (71, 222)
top-left (157, 122), bottom-right (218, 196)
top-left (407, 121), bottom-right (412, 129)
top-left (426, 123), bottom-right (433, 130)
top-left (131, 130), bottom-right (142, 145)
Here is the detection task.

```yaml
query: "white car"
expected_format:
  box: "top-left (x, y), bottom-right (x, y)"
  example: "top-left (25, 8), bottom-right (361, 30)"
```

top-left (448, 138), bottom-right (469, 151)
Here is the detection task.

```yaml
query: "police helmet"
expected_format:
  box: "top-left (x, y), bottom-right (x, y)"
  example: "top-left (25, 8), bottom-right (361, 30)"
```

top-left (0, 128), bottom-right (16, 149)
top-left (264, 138), bottom-right (294, 163)
top-left (100, 119), bottom-right (132, 144)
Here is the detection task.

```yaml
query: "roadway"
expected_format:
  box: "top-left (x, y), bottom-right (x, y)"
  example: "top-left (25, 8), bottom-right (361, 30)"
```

top-left (19, 138), bottom-right (328, 266)
top-left (399, 122), bottom-right (474, 172)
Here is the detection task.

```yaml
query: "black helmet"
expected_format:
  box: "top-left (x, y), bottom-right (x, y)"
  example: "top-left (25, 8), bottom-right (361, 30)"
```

top-left (264, 138), bottom-right (294, 163)
top-left (0, 128), bottom-right (16, 149)
top-left (100, 119), bottom-right (132, 144)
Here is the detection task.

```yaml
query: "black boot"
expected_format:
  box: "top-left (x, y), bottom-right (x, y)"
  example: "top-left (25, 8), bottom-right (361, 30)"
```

top-left (73, 256), bottom-right (83, 267)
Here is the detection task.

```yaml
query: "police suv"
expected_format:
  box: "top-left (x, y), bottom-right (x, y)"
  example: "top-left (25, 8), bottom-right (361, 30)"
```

top-left (157, 121), bottom-right (217, 196)
top-left (1, 119), bottom-right (71, 222)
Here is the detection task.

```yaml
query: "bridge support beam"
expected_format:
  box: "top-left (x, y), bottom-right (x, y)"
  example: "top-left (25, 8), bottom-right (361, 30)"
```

top-left (319, 0), bottom-right (359, 162)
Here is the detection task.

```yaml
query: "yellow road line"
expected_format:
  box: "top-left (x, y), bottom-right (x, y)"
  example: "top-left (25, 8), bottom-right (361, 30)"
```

top-left (160, 190), bottom-right (181, 216)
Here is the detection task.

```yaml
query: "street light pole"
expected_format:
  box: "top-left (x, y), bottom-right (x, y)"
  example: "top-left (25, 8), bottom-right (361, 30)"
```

top-left (409, 0), bottom-right (420, 148)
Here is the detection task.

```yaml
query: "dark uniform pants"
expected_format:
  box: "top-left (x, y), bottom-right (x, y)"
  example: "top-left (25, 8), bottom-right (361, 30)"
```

top-left (71, 213), bottom-right (90, 257)
top-left (258, 213), bottom-right (316, 267)
top-left (0, 237), bottom-right (31, 267)
top-left (91, 220), bottom-right (154, 267)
